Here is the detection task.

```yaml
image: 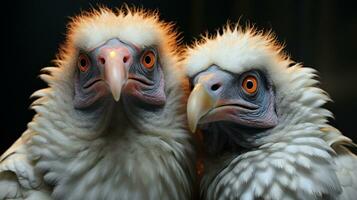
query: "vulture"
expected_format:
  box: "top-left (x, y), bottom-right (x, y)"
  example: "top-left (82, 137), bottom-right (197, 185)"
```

top-left (0, 7), bottom-right (195, 200)
top-left (184, 25), bottom-right (357, 200)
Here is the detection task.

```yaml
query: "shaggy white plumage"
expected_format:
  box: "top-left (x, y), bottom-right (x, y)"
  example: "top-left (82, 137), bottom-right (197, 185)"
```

top-left (0, 7), bottom-right (195, 200)
top-left (184, 25), bottom-right (357, 200)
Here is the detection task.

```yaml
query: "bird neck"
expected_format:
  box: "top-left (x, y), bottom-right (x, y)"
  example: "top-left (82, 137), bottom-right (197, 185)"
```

top-left (201, 123), bottom-right (342, 199)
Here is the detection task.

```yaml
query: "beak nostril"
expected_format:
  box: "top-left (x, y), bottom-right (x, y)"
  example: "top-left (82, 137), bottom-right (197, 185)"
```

top-left (211, 83), bottom-right (221, 91)
top-left (99, 57), bottom-right (106, 65)
top-left (123, 56), bottom-right (128, 63)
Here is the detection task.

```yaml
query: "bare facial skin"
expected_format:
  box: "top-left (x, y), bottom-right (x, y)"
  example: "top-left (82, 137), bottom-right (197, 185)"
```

top-left (187, 65), bottom-right (277, 154)
top-left (74, 38), bottom-right (166, 111)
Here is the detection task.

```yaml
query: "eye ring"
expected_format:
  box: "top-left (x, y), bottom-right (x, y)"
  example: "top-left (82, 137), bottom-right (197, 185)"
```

top-left (78, 54), bottom-right (90, 72)
top-left (242, 75), bottom-right (258, 94)
top-left (141, 50), bottom-right (156, 69)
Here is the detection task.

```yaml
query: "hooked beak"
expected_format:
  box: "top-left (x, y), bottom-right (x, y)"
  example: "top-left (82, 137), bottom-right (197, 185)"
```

top-left (187, 83), bottom-right (218, 133)
top-left (99, 45), bottom-right (132, 102)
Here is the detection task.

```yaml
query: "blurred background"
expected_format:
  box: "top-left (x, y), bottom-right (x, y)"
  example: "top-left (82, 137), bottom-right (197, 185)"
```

top-left (2, 0), bottom-right (356, 153)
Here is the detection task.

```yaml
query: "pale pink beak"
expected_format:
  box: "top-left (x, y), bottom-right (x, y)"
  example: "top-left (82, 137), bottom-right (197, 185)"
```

top-left (98, 46), bottom-right (132, 101)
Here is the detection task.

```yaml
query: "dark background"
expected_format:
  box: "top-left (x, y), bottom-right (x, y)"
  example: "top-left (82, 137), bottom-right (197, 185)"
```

top-left (2, 0), bottom-right (356, 153)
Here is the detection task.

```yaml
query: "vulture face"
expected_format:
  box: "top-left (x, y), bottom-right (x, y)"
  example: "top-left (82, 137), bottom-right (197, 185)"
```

top-left (188, 66), bottom-right (277, 130)
top-left (74, 38), bottom-right (165, 110)
top-left (188, 66), bottom-right (278, 151)
top-left (185, 27), bottom-right (292, 154)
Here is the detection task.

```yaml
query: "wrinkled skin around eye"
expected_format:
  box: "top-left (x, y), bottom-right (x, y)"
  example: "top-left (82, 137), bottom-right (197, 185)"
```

top-left (74, 52), bottom-right (108, 109)
top-left (123, 48), bottom-right (166, 108)
top-left (190, 67), bottom-right (278, 154)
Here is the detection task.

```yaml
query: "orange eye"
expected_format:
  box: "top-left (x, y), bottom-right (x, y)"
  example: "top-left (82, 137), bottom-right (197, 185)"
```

top-left (141, 51), bottom-right (155, 69)
top-left (242, 75), bottom-right (258, 94)
top-left (78, 54), bottom-right (90, 72)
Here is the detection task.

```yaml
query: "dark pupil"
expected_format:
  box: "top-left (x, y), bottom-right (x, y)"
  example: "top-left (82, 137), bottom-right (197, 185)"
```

top-left (246, 80), bottom-right (254, 89)
top-left (80, 58), bottom-right (87, 67)
top-left (145, 55), bottom-right (151, 64)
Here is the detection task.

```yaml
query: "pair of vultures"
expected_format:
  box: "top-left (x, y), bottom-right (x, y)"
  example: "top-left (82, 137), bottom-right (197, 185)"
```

top-left (1, 7), bottom-right (356, 200)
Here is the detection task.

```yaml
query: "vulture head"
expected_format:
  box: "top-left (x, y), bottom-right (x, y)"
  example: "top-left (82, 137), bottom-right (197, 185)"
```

top-left (39, 7), bottom-right (183, 132)
top-left (27, 7), bottom-right (194, 199)
top-left (185, 25), bottom-right (343, 199)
